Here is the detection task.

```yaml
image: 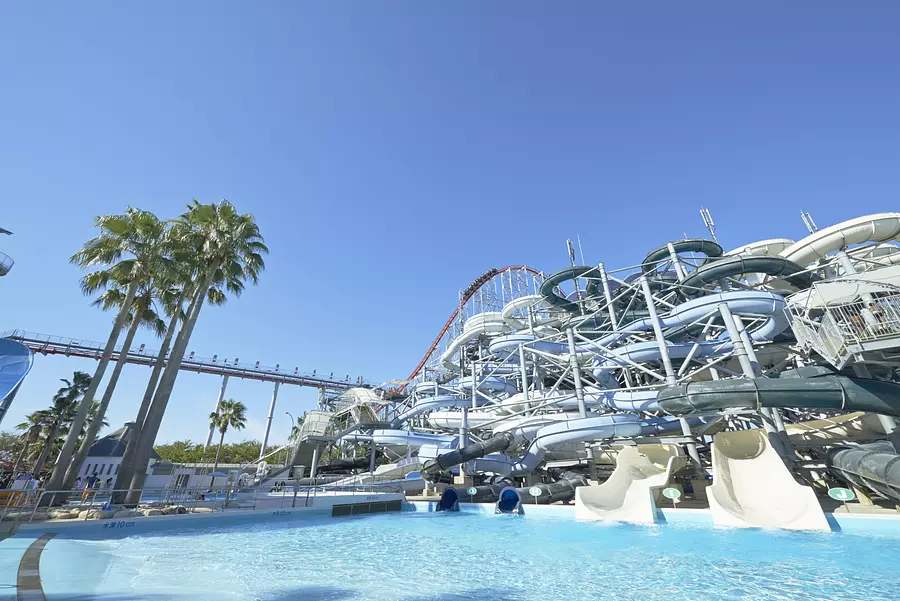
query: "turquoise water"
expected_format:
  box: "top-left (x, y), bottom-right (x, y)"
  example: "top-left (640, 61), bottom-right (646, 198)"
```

top-left (39, 512), bottom-right (900, 601)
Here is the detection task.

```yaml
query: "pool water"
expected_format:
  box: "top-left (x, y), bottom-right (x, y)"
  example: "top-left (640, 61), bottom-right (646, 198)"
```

top-left (39, 511), bottom-right (900, 601)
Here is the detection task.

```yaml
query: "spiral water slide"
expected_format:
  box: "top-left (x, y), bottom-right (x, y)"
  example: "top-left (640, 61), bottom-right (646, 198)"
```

top-left (0, 337), bottom-right (33, 427)
top-left (420, 256), bottom-right (797, 483)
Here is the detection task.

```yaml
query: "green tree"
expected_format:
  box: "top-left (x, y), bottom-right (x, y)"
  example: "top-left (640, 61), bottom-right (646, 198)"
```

top-left (152, 439), bottom-right (267, 465)
top-left (126, 200), bottom-right (266, 503)
top-left (48, 209), bottom-right (171, 492)
top-left (64, 279), bottom-right (167, 486)
top-left (32, 372), bottom-right (92, 476)
top-left (208, 399), bottom-right (247, 474)
top-left (10, 415), bottom-right (44, 476)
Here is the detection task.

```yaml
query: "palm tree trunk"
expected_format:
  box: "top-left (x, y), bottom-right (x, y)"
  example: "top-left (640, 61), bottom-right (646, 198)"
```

top-left (126, 272), bottom-right (213, 504)
top-left (113, 292), bottom-right (186, 498)
top-left (10, 431), bottom-right (36, 479)
top-left (212, 428), bottom-right (226, 474)
top-left (32, 421), bottom-right (61, 476)
top-left (46, 279), bottom-right (139, 493)
top-left (63, 297), bottom-right (147, 488)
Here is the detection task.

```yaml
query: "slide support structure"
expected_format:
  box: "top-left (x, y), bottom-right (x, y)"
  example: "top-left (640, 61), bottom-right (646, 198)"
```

top-left (718, 302), bottom-right (789, 459)
top-left (566, 328), bottom-right (587, 418)
top-left (642, 275), bottom-right (701, 465)
top-left (835, 251), bottom-right (898, 434)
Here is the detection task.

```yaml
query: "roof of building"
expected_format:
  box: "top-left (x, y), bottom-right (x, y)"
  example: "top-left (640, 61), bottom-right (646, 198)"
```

top-left (87, 424), bottom-right (160, 460)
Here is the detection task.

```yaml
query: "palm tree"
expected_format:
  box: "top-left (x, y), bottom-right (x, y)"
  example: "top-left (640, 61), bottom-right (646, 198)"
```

top-left (48, 208), bottom-right (171, 492)
top-left (126, 200), bottom-right (266, 503)
top-left (12, 411), bottom-right (48, 478)
top-left (112, 276), bottom-right (193, 498)
top-left (33, 372), bottom-right (91, 477)
top-left (115, 267), bottom-right (228, 500)
top-left (64, 282), bottom-right (167, 486)
top-left (209, 399), bottom-right (247, 474)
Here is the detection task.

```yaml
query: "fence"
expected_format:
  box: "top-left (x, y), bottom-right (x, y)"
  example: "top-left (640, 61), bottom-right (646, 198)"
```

top-left (788, 290), bottom-right (900, 368)
top-left (0, 477), bottom-right (411, 525)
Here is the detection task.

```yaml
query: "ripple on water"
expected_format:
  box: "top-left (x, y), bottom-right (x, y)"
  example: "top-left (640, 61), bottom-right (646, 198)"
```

top-left (38, 512), bottom-right (900, 601)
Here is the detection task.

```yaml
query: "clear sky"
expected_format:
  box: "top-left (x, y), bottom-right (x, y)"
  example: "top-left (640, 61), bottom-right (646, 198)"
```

top-left (2, 3), bottom-right (900, 448)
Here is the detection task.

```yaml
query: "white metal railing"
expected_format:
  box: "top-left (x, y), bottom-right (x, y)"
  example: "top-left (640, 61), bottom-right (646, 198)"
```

top-left (788, 290), bottom-right (900, 368)
top-left (0, 477), bottom-right (407, 525)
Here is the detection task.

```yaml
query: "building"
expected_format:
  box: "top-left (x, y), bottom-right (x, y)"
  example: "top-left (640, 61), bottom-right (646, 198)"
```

top-left (82, 423), bottom-right (160, 481)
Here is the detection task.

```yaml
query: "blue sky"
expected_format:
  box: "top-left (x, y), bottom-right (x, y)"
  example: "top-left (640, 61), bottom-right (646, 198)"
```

top-left (2, 3), bottom-right (900, 446)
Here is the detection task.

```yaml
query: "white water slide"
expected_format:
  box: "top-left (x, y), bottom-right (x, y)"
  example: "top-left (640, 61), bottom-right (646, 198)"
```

top-left (707, 429), bottom-right (829, 531)
top-left (575, 444), bottom-right (685, 524)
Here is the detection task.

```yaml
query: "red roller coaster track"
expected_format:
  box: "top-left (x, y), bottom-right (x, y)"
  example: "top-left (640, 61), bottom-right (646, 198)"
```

top-left (401, 265), bottom-right (543, 386)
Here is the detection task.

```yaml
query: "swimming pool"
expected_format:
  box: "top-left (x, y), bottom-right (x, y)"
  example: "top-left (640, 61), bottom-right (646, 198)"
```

top-left (29, 510), bottom-right (900, 600)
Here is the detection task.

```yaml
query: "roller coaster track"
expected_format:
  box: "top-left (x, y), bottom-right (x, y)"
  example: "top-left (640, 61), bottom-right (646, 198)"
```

top-left (402, 265), bottom-right (543, 386)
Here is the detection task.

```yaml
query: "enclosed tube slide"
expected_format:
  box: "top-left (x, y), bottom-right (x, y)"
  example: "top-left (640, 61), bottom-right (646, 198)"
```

top-left (438, 471), bottom-right (588, 512)
top-left (680, 255), bottom-right (818, 295)
top-left (421, 414), bottom-right (706, 481)
top-left (828, 441), bottom-right (900, 502)
top-left (658, 367), bottom-right (900, 418)
top-left (0, 338), bottom-right (33, 427)
top-left (437, 482), bottom-right (512, 511)
top-left (642, 238), bottom-right (723, 272)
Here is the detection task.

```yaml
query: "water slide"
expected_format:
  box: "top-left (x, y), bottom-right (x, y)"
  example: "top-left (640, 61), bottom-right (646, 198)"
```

top-left (575, 444), bottom-right (685, 524)
top-left (437, 470), bottom-right (588, 511)
top-left (828, 441), bottom-right (900, 502)
top-left (657, 366), bottom-right (900, 418)
top-left (706, 429), bottom-right (830, 530)
top-left (420, 414), bottom-right (710, 480)
top-left (0, 337), bottom-right (33, 427)
top-left (779, 212), bottom-right (900, 268)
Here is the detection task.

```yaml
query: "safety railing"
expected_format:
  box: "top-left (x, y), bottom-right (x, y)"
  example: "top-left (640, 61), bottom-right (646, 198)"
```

top-left (0, 478), bottom-right (407, 524)
top-left (787, 290), bottom-right (900, 369)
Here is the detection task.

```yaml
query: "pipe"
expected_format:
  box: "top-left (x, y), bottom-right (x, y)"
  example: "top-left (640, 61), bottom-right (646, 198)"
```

top-left (566, 328), bottom-right (587, 418)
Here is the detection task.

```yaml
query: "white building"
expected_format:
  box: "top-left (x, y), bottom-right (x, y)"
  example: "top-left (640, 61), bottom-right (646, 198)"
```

top-left (81, 422), bottom-right (160, 483)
